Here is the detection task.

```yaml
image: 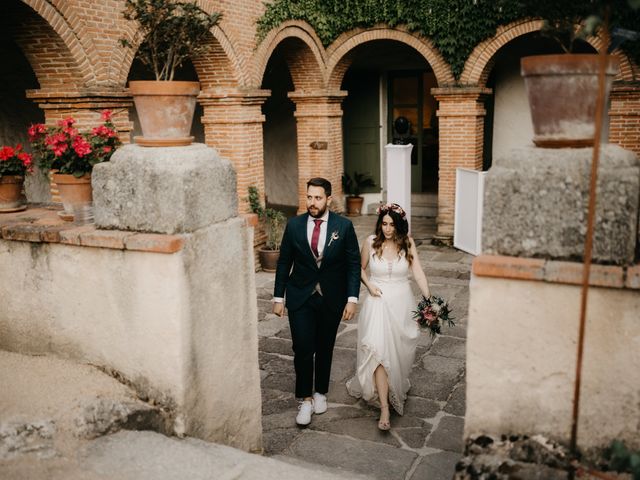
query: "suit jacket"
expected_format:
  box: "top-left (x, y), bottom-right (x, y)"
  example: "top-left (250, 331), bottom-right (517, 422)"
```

top-left (274, 211), bottom-right (361, 313)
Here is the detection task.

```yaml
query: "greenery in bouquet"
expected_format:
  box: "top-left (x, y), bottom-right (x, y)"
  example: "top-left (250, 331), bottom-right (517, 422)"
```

top-left (413, 295), bottom-right (454, 337)
top-left (28, 110), bottom-right (121, 178)
top-left (0, 144), bottom-right (33, 178)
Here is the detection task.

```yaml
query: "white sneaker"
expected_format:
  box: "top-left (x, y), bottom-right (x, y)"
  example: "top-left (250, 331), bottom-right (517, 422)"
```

top-left (296, 400), bottom-right (314, 426)
top-left (313, 393), bottom-right (327, 414)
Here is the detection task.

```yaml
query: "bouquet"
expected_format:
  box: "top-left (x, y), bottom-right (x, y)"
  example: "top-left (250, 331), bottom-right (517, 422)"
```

top-left (413, 295), bottom-right (455, 337)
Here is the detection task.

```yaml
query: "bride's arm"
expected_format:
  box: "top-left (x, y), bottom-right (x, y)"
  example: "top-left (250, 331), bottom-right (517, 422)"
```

top-left (360, 239), bottom-right (382, 297)
top-left (409, 237), bottom-right (431, 298)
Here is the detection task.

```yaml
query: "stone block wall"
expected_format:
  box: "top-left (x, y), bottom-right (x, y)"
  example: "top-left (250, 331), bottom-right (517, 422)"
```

top-left (466, 255), bottom-right (640, 451)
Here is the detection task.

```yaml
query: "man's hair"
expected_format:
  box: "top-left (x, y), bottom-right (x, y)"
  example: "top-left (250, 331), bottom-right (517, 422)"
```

top-left (306, 177), bottom-right (332, 196)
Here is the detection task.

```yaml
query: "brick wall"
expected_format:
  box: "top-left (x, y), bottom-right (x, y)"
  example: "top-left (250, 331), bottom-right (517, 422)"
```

top-left (432, 88), bottom-right (492, 239)
top-left (609, 83), bottom-right (640, 156)
top-left (4, 1), bottom-right (640, 246)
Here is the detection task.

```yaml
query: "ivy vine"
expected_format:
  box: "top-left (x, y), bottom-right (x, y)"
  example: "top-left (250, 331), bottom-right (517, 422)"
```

top-left (257, 0), bottom-right (640, 80)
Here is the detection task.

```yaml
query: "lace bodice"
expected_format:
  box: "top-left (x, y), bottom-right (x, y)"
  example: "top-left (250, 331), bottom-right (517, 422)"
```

top-left (368, 236), bottom-right (410, 283)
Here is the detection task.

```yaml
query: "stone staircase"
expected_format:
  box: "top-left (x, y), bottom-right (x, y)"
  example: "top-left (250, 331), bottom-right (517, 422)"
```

top-left (411, 192), bottom-right (438, 218)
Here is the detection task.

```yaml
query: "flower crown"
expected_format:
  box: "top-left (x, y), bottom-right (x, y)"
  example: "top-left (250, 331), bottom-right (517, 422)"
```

top-left (376, 203), bottom-right (406, 219)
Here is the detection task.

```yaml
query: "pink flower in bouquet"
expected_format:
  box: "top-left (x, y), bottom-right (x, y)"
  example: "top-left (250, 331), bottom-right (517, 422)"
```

top-left (413, 295), bottom-right (455, 337)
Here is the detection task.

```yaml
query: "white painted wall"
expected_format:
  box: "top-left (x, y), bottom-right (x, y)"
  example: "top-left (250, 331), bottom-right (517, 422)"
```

top-left (491, 61), bottom-right (535, 159)
top-left (466, 274), bottom-right (640, 450)
top-left (0, 218), bottom-right (262, 452)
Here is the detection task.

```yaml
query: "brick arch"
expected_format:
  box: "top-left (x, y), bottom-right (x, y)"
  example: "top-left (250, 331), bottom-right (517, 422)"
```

top-left (17, 0), bottom-right (93, 90)
top-left (584, 38), bottom-right (636, 82)
top-left (192, 26), bottom-right (248, 90)
top-left (253, 20), bottom-right (326, 90)
top-left (461, 19), bottom-right (637, 86)
top-left (115, 22), bottom-right (247, 89)
top-left (325, 26), bottom-right (455, 90)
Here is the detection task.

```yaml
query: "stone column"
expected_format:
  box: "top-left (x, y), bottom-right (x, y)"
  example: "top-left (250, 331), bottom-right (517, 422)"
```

top-left (609, 82), bottom-right (640, 156)
top-left (199, 88), bottom-right (270, 214)
top-left (288, 90), bottom-right (348, 213)
top-left (91, 144), bottom-right (262, 452)
top-left (431, 87), bottom-right (492, 242)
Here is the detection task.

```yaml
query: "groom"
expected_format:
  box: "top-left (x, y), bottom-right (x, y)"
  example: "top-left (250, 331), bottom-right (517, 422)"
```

top-left (273, 177), bottom-right (361, 426)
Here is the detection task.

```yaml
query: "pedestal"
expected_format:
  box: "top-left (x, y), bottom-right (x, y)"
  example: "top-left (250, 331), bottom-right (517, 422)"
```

top-left (384, 144), bottom-right (413, 231)
top-left (92, 144), bottom-right (237, 234)
top-left (482, 145), bottom-right (640, 264)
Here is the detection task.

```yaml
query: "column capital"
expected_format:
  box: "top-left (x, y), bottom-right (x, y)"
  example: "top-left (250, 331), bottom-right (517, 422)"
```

top-left (431, 86), bottom-right (493, 101)
top-left (198, 88), bottom-right (271, 107)
top-left (25, 88), bottom-right (133, 110)
top-left (199, 88), bottom-right (270, 126)
top-left (288, 90), bottom-right (347, 118)
top-left (610, 81), bottom-right (640, 95)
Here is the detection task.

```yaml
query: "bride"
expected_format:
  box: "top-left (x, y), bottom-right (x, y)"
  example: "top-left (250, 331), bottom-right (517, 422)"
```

top-left (346, 203), bottom-right (431, 430)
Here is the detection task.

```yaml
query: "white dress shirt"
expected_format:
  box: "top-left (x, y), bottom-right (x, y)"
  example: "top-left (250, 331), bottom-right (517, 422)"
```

top-left (273, 210), bottom-right (357, 304)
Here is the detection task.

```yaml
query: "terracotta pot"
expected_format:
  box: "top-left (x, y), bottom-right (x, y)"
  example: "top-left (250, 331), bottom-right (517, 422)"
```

top-left (0, 175), bottom-right (25, 211)
top-left (521, 54), bottom-right (619, 148)
top-left (258, 247), bottom-right (280, 273)
top-left (346, 196), bottom-right (364, 216)
top-left (129, 80), bottom-right (200, 147)
top-left (52, 173), bottom-right (92, 222)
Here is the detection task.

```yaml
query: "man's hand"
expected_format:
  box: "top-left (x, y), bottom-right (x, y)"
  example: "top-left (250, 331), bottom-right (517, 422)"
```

top-left (341, 302), bottom-right (356, 322)
top-left (273, 302), bottom-right (285, 317)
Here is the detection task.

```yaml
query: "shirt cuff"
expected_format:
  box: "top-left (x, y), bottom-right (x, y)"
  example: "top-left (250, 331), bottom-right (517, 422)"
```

top-left (347, 296), bottom-right (358, 304)
top-left (273, 297), bottom-right (284, 303)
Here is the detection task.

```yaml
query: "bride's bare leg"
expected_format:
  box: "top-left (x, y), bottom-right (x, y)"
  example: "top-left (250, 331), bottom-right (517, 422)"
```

top-left (374, 365), bottom-right (390, 430)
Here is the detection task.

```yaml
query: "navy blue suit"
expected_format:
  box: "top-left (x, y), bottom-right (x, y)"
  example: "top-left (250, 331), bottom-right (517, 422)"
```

top-left (274, 211), bottom-right (360, 398)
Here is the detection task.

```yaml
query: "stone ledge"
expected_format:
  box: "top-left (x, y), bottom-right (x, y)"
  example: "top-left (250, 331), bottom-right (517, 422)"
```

top-left (0, 207), bottom-right (184, 254)
top-left (472, 254), bottom-right (638, 289)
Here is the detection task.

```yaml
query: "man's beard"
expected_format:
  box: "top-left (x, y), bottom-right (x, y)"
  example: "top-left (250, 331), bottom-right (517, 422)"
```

top-left (307, 204), bottom-right (327, 218)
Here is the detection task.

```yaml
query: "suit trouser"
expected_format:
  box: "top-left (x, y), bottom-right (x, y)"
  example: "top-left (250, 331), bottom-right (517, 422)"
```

top-left (288, 292), bottom-right (342, 398)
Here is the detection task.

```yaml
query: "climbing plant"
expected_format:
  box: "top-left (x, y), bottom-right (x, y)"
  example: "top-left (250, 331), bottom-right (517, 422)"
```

top-left (257, 0), bottom-right (640, 80)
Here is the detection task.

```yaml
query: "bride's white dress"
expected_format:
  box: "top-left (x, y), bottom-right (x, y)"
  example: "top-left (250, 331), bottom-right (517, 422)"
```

top-left (346, 236), bottom-right (419, 415)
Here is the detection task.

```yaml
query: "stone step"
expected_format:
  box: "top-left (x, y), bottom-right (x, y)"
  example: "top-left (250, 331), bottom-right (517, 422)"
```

top-left (0, 350), bottom-right (170, 461)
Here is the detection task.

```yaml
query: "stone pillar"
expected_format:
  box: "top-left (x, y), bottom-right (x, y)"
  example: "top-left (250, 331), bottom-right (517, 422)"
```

top-left (431, 87), bottom-right (492, 242)
top-left (288, 90), bottom-right (347, 213)
top-left (199, 88), bottom-right (270, 214)
top-left (609, 82), bottom-right (640, 156)
top-left (91, 144), bottom-right (262, 451)
top-left (385, 144), bottom-right (413, 231)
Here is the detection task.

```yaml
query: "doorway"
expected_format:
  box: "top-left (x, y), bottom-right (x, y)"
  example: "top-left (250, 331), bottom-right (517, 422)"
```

top-left (388, 71), bottom-right (439, 193)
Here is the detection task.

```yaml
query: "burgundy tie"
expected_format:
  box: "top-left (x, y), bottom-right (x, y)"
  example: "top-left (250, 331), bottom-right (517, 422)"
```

top-left (311, 219), bottom-right (322, 257)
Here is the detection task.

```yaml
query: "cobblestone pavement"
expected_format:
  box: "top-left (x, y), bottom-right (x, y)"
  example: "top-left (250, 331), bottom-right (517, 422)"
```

top-left (255, 214), bottom-right (472, 480)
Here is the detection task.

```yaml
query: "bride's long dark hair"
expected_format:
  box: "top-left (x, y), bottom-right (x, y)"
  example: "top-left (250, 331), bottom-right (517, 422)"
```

top-left (372, 203), bottom-right (413, 265)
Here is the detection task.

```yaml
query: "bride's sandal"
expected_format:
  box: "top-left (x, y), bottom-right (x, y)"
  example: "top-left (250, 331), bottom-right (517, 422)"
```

top-left (378, 405), bottom-right (391, 431)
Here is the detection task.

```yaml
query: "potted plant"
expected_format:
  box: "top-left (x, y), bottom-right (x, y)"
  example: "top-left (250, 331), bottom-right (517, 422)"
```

top-left (0, 143), bottom-right (33, 212)
top-left (519, 1), bottom-right (639, 147)
top-left (120, 0), bottom-right (221, 146)
top-left (342, 171), bottom-right (376, 216)
top-left (28, 110), bottom-right (121, 221)
top-left (248, 186), bottom-right (286, 272)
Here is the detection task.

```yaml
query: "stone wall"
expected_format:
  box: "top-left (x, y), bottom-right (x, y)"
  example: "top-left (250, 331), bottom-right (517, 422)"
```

top-left (466, 255), bottom-right (640, 451)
